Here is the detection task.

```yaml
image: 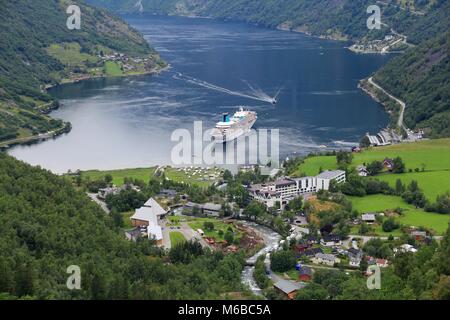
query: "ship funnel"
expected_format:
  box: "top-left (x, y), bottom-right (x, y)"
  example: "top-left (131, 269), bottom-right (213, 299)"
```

top-left (222, 113), bottom-right (230, 122)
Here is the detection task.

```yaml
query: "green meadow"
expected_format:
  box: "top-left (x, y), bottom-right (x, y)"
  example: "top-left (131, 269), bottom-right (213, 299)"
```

top-left (82, 167), bottom-right (156, 186)
top-left (104, 61), bottom-right (123, 76)
top-left (294, 139), bottom-right (450, 200)
top-left (349, 195), bottom-right (450, 235)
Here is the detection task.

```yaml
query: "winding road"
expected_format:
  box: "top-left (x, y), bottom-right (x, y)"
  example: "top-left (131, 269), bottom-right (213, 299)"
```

top-left (368, 76), bottom-right (407, 130)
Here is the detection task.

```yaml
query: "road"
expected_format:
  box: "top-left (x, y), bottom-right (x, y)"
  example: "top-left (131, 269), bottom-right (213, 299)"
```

top-left (368, 77), bottom-right (406, 130)
top-left (179, 222), bottom-right (211, 248)
top-left (87, 193), bottom-right (110, 214)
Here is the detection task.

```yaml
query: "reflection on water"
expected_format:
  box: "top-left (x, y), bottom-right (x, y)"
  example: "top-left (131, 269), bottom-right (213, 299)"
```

top-left (9, 15), bottom-right (391, 173)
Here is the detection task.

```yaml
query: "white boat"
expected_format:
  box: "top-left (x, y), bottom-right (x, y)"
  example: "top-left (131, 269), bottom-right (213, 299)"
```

top-left (212, 107), bottom-right (257, 143)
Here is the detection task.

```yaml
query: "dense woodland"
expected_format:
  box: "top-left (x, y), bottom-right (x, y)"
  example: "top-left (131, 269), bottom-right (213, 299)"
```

top-left (0, 153), bottom-right (250, 300)
top-left (0, 0), bottom-right (163, 143)
top-left (89, 0), bottom-right (450, 137)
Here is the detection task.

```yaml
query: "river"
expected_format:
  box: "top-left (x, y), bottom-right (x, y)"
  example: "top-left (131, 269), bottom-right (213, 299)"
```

top-left (240, 221), bottom-right (281, 296)
top-left (9, 15), bottom-right (391, 173)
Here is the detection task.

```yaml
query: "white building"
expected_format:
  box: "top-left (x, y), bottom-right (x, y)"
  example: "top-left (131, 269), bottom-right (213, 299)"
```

top-left (130, 197), bottom-right (166, 245)
top-left (249, 170), bottom-right (346, 209)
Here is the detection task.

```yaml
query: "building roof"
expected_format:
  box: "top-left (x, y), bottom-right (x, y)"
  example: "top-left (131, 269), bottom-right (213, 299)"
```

top-left (322, 234), bottom-right (341, 242)
top-left (348, 248), bottom-right (362, 257)
top-left (143, 198), bottom-right (167, 216)
top-left (362, 213), bottom-right (376, 221)
top-left (299, 266), bottom-right (313, 276)
top-left (273, 279), bottom-right (304, 294)
top-left (147, 225), bottom-right (163, 241)
top-left (202, 203), bottom-right (222, 211)
top-left (274, 179), bottom-right (296, 187)
top-left (315, 253), bottom-right (337, 262)
top-left (316, 170), bottom-right (345, 180)
top-left (131, 207), bottom-right (159, 225)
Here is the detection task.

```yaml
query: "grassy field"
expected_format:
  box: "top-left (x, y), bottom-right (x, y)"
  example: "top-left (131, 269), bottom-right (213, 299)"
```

top-left (188, 217), bottom-right (241, 242)
top-left (349, 195), bottom-right (450, 235)
top-left (376, 171), bottom-right (450, 200)
top-left (82, 167), bottom-right (156, 186)
top-left (104, 61), bottom-right (123, 76)
top-left (169, 232), bottom-right (186, 247)
top-left (295, 139), bottom-right (450, 176)
top-left (46, 43), bottom-right (98, 66)
top-left (164, 167), bottom-right (222, 188)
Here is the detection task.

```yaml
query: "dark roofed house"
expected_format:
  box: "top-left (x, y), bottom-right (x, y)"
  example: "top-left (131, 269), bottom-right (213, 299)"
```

top-left (159, 189), bottom-right (177, 198)
top-left (299, 247), bottom-right (323, 258)
top-left (320, 234), bottom-right (342, 247)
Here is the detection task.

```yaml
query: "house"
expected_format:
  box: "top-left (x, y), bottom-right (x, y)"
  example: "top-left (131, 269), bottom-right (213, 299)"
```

top-left (159, 189), bottom-right (177, 198)
top-left (394, 244), bottom-right (418, 254)
top-left (320, 234), bottom-right (342, 247)
top-left (410, 230), bottom-right (427, 241)
top-left (97, 186), bottom-right (120, 200)
top-left (312, 253), bottom-right (341, 266)
top-left (299, 247), bottom-right (323, 258)
top-left (125, 227), bottom-right (143, 242)
top-left (348, 248), bottom-right (363, 267)
top-left (383, 158), bottom-right (394, 171)
top-left (357, 165), bottom-right (369, 177)
top-left (202, 203), bottom-right (222, 217)
top-left (367, 256), bottom-right (389, 268)
top-left (298, 266), bottom-right (313, 282)
top-left (183, 202), bottom-right (222, 217)
top-left (273, 279), bottom-right (305, 300)
top-left (361, 213), bottom-right (377, 224)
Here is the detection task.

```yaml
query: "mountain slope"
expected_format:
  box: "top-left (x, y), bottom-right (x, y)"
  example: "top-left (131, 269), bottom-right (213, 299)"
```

top-left (0, 153), bottom-right (247, 299)
top-left (0, 0), bottom-right (165, 146)
top-left (374, 31), bottom-right (449, 137)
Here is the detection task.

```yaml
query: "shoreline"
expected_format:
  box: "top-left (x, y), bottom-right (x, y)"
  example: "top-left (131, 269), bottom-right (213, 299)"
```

top-left (1, 64), bottom-right (171, 151)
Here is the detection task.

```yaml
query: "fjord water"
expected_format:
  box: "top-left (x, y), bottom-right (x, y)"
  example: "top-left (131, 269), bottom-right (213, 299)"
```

top-left (9, 15), bottom-right (391, 173)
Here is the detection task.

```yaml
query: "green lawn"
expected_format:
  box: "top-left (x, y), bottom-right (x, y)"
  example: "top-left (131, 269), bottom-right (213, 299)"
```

top-left (81, 167), bottom-right (156, 186)
top-left (377, 171), bottom-right (450, 200)
top-left (170, 232), bottom-right (186, 247)
top-left (294, 139), bottom-right (450, 176)
top-left (349, 194), bottom-right (450, 235)
top-left (104, 61), bottom-right (123, 76)
top-left (188, 218), bottom-right (241, 242)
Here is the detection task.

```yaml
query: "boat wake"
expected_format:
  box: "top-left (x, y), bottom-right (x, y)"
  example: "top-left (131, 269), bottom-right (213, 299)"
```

top-left (173, 72), bottom-right (281, 104)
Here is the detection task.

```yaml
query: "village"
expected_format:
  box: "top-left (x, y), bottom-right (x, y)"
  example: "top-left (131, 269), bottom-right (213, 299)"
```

top-left (81, 142), bottom-right (444, 300)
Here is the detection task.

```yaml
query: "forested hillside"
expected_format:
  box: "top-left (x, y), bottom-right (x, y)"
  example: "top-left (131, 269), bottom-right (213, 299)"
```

top-left (0, 0), bottom-right (165, 145)
top-left (374, 31), bottom-right (450, 137)
top-left (0, 153), bottom-right (248, 299)
top-left (88, 0), bottom-right (449, 137)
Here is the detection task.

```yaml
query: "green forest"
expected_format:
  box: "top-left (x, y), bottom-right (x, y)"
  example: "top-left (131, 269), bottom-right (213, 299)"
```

top-left (0, 0), bottom-right (164, 145)
top-left (0, 153), bottom-right (250, 300)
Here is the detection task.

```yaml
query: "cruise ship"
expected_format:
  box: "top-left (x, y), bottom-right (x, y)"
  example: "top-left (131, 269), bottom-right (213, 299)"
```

top-left (212, 107), bottom-right (257, 143)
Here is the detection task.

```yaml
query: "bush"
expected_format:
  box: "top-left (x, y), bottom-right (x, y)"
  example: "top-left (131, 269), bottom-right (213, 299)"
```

top-left (382, 218), bottom-right (400, 232)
